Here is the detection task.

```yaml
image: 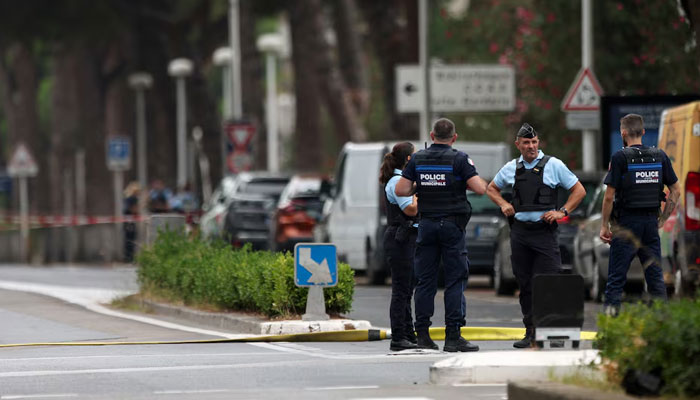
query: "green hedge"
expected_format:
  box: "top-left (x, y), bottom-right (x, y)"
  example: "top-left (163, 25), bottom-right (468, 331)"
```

top-left (595, 298), bottom-right (700, 397)
top-left (136, 230), bottom-right (354, 317)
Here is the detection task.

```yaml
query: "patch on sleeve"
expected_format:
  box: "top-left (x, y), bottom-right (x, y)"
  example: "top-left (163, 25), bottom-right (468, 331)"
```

top-left (468, 158), bottom-right (474, 166)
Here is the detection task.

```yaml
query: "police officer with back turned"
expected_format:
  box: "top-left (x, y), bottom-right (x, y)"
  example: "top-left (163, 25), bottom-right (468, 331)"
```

top-left (486, 122), bottom-right (586, 349)
top-left (599, 113), bottom-right (680, 316)
top-left (395, 118), bottom-right (487, 352)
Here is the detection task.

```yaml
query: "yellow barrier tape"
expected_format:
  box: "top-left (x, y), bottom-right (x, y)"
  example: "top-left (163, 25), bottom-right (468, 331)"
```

top-left (0, 327), bottom-right (596, 348)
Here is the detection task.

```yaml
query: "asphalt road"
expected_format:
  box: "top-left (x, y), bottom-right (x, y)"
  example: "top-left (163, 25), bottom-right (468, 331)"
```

top-left (0, 263), bottom-right (602, 399)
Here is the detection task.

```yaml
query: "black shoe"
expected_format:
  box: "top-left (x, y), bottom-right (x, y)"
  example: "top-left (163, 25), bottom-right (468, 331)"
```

top-left (444, 329), bottom-right (479, 352)
top-left (404, 330), bottom-right (417, 344)
top-left (513, 328), bottom-right (534, 349)
top-left (390, 339), bottom-right (418, 351)
top-left (416, 332), bottom-right (439, 350)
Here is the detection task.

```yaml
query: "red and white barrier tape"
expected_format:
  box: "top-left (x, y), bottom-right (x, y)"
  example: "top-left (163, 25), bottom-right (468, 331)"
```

top-left (0, 212), bottom-right (202, 228)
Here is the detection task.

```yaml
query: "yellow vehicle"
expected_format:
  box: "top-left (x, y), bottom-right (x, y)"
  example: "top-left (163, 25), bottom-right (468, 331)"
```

top-left (657, 101), bottom-right (700, 295)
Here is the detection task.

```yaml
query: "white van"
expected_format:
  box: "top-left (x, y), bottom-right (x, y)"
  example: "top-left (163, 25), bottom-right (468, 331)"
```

top-left (316, 141), bottom-right (510, 279)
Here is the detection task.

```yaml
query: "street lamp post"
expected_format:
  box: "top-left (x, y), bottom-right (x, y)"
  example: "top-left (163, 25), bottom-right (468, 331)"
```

top-left (127, 72), bottom-right (153, 192)
top-left (168, 58), bottom-right (193, 189)
top-left (213, 47), bottom-right (233, 176)
top-left (256, 33), bottom-right (284, 173)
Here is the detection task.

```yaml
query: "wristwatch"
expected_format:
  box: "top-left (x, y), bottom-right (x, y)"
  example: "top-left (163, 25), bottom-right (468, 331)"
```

top-left (559, 207), bottom-right (569, 217)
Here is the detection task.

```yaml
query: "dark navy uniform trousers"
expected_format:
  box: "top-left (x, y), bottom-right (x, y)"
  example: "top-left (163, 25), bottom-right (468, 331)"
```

top-left (510, 221), bottom-right (561, 329)
top-left (414, 217), bottom-right (468, 331)
top-left (384, 226), bottom-right (417, 339)
top-left (605, 214), bottom-right (667, 306)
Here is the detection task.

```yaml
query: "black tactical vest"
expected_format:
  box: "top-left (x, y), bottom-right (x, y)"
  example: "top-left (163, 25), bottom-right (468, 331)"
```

top-left (512, 156), bottom-right (558, 212)
top-left (385, 174), bottom-right (414, 227)
top-left (616, 147), bottom-right (664, 210)
top-left (413, 147), bottom-right (470, 215)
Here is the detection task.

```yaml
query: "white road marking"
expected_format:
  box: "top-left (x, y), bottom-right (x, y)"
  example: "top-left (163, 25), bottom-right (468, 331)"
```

top-left (0, 280), bottom-right (247, 339)
top-left (305, 386), bottom-right (380, 391)
top-left (0, 352), bottom-right (283, 362)
top-left (1, 394), bottom-right (78, 400)
top-left (451, 383), bottom-right (507, 387)
top-left (154, 389), bottom-right (230, 395)
top-left (0, 360), bottom-right (315, 378)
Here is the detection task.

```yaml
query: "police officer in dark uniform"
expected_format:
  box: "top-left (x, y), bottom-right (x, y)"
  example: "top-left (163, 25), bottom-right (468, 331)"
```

top-left (599, 113), bottom-right (680, 315)
top-left (487, 123), bottom-right (586, 348)
top-left (395, 118), bottom-right (487, 352)
top-left (380, 142), bottom-right (419, 351)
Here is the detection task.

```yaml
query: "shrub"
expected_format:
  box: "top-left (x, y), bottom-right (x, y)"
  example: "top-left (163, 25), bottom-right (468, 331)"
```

top-left (595, 298), bottom-right (700, 397)
top-left (136, 230), bottom-right (355, 317)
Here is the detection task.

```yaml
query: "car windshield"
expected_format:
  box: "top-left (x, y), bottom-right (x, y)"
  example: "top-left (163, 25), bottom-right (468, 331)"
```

top-left (239, 179), bottom-right (290, 198)
top-left (469, 193), bottom-right (501, 215)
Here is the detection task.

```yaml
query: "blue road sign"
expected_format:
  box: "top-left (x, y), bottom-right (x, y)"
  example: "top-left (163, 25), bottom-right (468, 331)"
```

top-left (294, 243), bottom-right (337, 287)
top-left (107, 136), bottom-right (131, 171)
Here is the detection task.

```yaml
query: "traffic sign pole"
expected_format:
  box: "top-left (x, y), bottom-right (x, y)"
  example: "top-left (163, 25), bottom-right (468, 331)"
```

top-left (18, 177), bottom-right (29, 262)
top-left (582, 0), bottom-right (595, 172)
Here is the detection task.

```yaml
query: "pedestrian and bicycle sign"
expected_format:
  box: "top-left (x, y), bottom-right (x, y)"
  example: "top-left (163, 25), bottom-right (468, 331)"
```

top-left (294, 243), bottom-right (337, 287)
top-left (106, 136), bottom-right (131, 171)
top-left (561, 67), bottom-right (603, 112)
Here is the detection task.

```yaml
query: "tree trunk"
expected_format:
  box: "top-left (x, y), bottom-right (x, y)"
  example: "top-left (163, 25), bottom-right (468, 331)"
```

top-left (332, 0), bottom-right (370, 118)
top-left (357, 0), bottom-right (419, 140)
top-left (0, 42), bottom-right (48, 213)
top-left (240, 0), bottom-right (266, 171)
top-left (308, 0), bottom-right (368, 144)
top-left (51, 43), bottom-right (111, 216)
top-left (683, 0), bottom-right (700, 70)
top-left (288, 2), bottom-right (323, 171)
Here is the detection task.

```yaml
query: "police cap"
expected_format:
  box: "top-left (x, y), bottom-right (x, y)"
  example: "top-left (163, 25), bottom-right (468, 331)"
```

top-left (517, 123), bottom-right (538, 139)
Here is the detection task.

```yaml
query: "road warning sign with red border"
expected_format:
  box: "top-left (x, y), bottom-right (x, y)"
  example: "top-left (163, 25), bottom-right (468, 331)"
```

top-left (561, 68), bottom-right (604, 112)
top-left (7, 143), bottom-right (38, 177)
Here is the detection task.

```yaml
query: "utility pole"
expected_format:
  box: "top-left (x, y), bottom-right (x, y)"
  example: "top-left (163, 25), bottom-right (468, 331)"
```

top-left (418, 0), bottom-right (431, 144)
top-left (581, 0), bottom-right (595, 172)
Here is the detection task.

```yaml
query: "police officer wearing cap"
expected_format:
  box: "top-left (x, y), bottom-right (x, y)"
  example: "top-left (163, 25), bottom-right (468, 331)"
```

top-left (486, 122), bottom-right (586, 348)
top-left (395, 118), bottom-right (488, 352)
top-left (599, 113), bottom-right (680, 316)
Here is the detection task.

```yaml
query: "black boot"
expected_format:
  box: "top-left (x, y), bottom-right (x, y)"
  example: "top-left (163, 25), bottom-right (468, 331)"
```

top-left (404, 329), bottom-right (417, 344)
top-left (513, 327), bottom-right (534, 349)
top-left (390, 338), bottom-right (418, 351)
top-left (444, 328), bottom-right (479, 352)
top-left (416, 330), bottom-right (439, 350)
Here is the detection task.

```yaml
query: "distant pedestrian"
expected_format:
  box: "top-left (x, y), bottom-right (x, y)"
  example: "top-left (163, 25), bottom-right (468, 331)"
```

top-left (170, 182), bottom-right (198, 213)
top-left (148, 179), bottom-right (172, 213)
top-left (396, 118), bottom-right (488, 352)
top-left (123, 182), bottom-right (141, 263)
top-left (599, 114), bottom-right (680, 316)
top-left (380, 142), bottom-right (418, 351)
top-left (486, 122), bottom-right (585, 348)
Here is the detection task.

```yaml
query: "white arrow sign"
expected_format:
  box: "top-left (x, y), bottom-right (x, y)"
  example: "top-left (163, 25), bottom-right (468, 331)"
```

top-left (7, 143), bottom-right (38, 177)
top-left (298, 247), bottom-right (333, 285)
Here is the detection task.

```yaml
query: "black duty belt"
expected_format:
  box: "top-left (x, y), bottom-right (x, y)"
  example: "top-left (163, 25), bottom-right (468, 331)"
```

top-left (512, 219), bottom-right (557, 230)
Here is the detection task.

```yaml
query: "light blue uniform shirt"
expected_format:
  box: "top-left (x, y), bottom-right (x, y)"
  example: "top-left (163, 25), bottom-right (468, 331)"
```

top-left (493, 150), bottom-right (578, 222)
top-left (385, 169), bottom-right (418, 227)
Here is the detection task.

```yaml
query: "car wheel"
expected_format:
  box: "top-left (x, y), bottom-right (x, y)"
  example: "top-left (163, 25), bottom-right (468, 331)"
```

top-left (494, 245), bottom-right (516, 296)
top-left (589, 257), bottom-right (606, 303)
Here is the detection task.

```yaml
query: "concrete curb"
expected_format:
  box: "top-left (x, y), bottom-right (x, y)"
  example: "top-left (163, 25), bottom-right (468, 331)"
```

top-left (429, 350), bottom-right (601, 385)
top-left (507, 381), bottom-right (638, 400)
top-left (142, 299), bottom-right (371, 335)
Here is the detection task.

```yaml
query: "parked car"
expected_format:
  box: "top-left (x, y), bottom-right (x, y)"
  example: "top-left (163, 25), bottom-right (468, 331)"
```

top-left (493, 171), bottom-right (604, 296)
top-left (269, 174), bottom-right (330, 252)
top-left (572, 180), bottom-right (646, 302)
top-left (315, 141), bottom-right (511, 284)
top-left (464, 193), bottom-right (508, 281)
top-left (657, 101), bottom-right (700, 296)
top-left (222, 172), bottom-right (290, 250)
top-left (199, 175), bottom-right (241, 239)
